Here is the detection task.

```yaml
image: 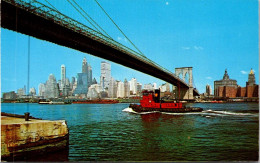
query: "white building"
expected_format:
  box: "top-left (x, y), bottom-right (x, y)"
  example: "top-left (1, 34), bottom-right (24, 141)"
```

top-left (100, 61), bottom-right (111, 91)
top-left (38, 83), bottom-right (45, 97)
top-left (87, 84), bottom-right (102, 99)
top-left (44, 74), bottom-right (59, 99)
top-left (153, 83), bottom-right (157, 89)
top-left (159, 83), bottom-right (171, 92)
top-left (60, 64), bottom-right (66, 90)
top-left (124, 79), bottom-right (130, 98)
top-left (29, 87), bottom-right (36, 96)
top-left (129, 78), bottom-right (137, 95)
top-left (143, 83), bottom-right (153, 91)
top-left (117, 81), bottom-right (125, 98)
top-left (108, 77), bottom-right (117, 98)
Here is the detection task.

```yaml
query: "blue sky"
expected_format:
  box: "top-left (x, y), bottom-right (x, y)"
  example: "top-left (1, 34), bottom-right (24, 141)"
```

top-left (1, 0), bottom-right (259, 94)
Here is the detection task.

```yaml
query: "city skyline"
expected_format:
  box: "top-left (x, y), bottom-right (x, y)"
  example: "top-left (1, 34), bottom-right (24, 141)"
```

top-left (1, 0), bottom-right (259, 94)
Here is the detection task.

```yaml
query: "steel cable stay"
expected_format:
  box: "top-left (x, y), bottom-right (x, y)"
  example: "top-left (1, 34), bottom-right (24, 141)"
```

top-left (70, 0), bottom-right (112, 39)
top-left (94, 0), bottom-right (146, 58)
top-left (65, 0), bottom-right (103, 34)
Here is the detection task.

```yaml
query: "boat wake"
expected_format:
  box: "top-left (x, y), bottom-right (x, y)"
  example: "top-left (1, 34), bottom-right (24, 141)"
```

top-left (123, 108), bottom-right (257, 117)
top-left (122, 107), bottom-right (159, 115)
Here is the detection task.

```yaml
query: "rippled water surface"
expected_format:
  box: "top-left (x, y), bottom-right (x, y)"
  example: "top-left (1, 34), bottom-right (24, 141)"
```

top-left (1, 102), bottom-right (259, 161)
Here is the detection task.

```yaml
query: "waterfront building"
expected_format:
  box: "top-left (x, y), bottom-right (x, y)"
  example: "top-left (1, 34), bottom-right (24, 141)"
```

top-left (44, 74), bottom-right (59, 99)
top-left (74, 73), bottom-right (88, 95)
top-left (87, 84), bottom-right (101, 100)
top-left (38, 83), bottom-right (45, 97)
top-left (62, 78), bottom-right (71, 97)
top-left (143, 83), bottom-right (153, 91)
top-left (160, 83), bottom-right (170, 92)
top-left (206, 84), bottom-right (212, 96)
top-left (129, 78), bottom-right (137, 95)
top-left (88, 64), bottom-right (92, 87)
top-left (74, 58), bottom-right (90, 95)
top-left (117, 81), bottom-right (125, 98)
top-left (245, 69), bottom-right (258, 97)
top-left (17, 86), bottom-right (26, 97)
top-left (108, 77), bottom-right (117, 98)
top-left (214, 69), bottom-right (238, 97)
top-left (153, 83), bottom-right (157, 89)
top-left (60, 64), bottom-right (66, 91)
top-left (124, 79), bottom-right (130, 98)
top-left (2, 91), bottom-right (16, 100)
top-left (137, 82), bottom-right (142, 96)
top-left (100, 61), bottom-right (111, 91)
top-left (29, 87), bottom-right (36, 96)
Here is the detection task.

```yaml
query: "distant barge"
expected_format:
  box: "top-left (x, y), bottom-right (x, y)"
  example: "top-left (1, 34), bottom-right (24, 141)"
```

top-left (129, 89), bottom-right (203, 113)
top-left (72, 99), bottom-right (119, 104)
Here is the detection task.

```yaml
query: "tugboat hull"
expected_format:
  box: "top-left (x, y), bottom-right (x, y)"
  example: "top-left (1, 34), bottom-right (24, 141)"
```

top-left (129, 104), bottom-right (203, 113)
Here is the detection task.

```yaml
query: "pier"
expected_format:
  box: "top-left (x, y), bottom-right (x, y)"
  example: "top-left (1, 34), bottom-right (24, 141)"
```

top-left (1, 112), bottom-right (69, 161)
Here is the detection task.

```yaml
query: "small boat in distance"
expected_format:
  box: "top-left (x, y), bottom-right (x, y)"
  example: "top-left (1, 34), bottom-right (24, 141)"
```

top-left (72, 99), bottom-right (119, 104)
top-left (129, 89), bottom-right (203, 113)
top-left (38, 101), bottom-right (71, 105)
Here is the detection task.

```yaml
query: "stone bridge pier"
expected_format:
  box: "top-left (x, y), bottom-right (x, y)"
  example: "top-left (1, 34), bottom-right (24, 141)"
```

top-left (175, 67), bottom-right (194, 101)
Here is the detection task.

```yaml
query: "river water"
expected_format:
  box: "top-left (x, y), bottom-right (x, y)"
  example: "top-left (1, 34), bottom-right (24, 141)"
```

top-left (1, 102), bottom-right (259, 161)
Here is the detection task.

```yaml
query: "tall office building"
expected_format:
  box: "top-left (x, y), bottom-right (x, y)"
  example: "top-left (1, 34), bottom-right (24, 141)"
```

top-left (38, 83), bottom-right (45, 97)
top-left (29, 87), bottom-right (36, 96)
top-left (206, 84), bottom-right (212, 96)
top-left (44, 74), bottom-right (59, 98)
top-left (74, 58), bottom-right (89, 95)
top-left (153, 83), bottom-right (157, 89)
top-left (61, 64), bottom-right (66, 90)
top-left (82, 57), bottom-right (88, 73)
top-left (129, 78), bottom-right (137, 95)
top-left (88, 64), bottom-right (92, 86)
top-left (214, 69), bottom-right (238, 97)
top-left (137, 82), bottom-right (142, 96)
top-left (247, 68), bottom-right (256, 86)
top-left (108, 77), bottom-right (117, 98)
top-left (100, 61), bottom-right (111, 91)
top-left (124, 79), bottom-right (130, 97)
top-left (117, 81), bottom-right (125, 98)
top-left (144, 83), bottom-right (153, 91)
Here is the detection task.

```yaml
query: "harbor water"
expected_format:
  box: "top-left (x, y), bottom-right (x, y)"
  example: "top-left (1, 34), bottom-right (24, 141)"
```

top-left (1, 102), bottom-right (259, 161)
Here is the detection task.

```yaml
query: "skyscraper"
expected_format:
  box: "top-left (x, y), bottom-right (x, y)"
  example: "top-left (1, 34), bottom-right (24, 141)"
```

top-left (108, 77), bottom-right (117, 98)
top-left (88, 64), bottom-right (92, 86)
top-left (44, 74), bottom-right (59, 99)
top-left (206, 84), bottom-right (212, 96)
top-left (61, 64), bottom-right (66, 90)
top-left (82, 57), bottom-right (88, 73)
top-left (100, 61), bottom-right (111, 91)
top-left (74, 58), bottom-right (89, 95)
top-left (117, 81), bottom-right (125, 98)
top-left (38, 83), bottom-right (45, 97)
top-left (124, 79), bottom-right (130, 98)
top-left (247, 68), bottom-right (255, 86)
top-left (129, 78), bottom-right (137, 95)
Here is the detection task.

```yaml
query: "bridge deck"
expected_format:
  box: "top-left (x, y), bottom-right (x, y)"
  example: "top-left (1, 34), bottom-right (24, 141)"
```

top-left (1, 0), bottom-right (200, 96)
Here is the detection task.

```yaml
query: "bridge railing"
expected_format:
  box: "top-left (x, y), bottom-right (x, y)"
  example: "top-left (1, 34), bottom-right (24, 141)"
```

top-left (4, 0), bottom-right (194, 89)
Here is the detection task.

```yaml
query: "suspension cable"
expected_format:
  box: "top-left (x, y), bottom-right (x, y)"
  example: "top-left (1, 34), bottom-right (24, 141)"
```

top-left (66, 0), bottom-right (104, 34)
top-left (44, 0), bottom-right (59, 11)
top-left (94, 0), bottom-right (146, 57)
top-left (71, 0), bottom-right (112, 39)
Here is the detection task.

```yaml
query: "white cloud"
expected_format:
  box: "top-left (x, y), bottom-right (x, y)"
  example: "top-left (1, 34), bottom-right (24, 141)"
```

top-left (117, 36), bottom-right (122, 41)
top-left (182, 46), bottom-right (190, 50)
top-left (240, 70), bottom-right (248, 75)
top-left (166, 2), bottom-right (169, 5)
top-left (206, 77), bottom-right (212, 79)
top-left (194, 46), bottom-right (204, 50)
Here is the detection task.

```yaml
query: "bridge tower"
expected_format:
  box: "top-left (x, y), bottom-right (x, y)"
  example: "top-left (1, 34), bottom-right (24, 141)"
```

top-left (175, 67), bottom-right (194, 100)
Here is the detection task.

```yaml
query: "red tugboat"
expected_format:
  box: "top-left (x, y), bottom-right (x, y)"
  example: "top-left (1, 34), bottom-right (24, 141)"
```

top-left (129, 89), bottom-right (203, 113)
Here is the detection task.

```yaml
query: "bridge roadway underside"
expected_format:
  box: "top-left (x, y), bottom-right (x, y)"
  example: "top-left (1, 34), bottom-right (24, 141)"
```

top-left (2, 1), bottom-right (199, 96)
